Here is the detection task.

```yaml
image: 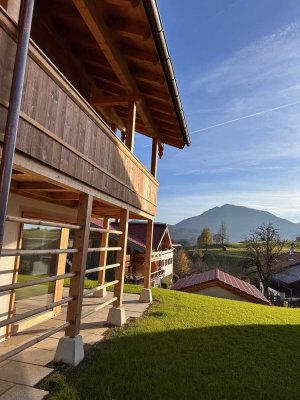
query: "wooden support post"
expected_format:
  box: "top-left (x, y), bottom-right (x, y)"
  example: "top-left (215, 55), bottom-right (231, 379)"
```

top-left (125, 101), bottom-right (136, 152)
top-left (65, 194), bottom-right (93, 337)
top-left (139, 219), bottom-right (153, 303)
top-left (53, 228), bottom-right (70, 315)
top-left (151, 138), bottom-right (158, 178)
top-left (113, 209), bottom-right (129, 308)
top-left (94, 217), bottom-right (109, 298)
top-left (144, 219), bottom-right (153, 289)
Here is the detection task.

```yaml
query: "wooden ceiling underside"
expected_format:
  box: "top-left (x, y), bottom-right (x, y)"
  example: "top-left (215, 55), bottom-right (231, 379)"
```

top-left (32, 0), bottom-right (186, 148)
top-left (10, 168), bottom-right (142, 219)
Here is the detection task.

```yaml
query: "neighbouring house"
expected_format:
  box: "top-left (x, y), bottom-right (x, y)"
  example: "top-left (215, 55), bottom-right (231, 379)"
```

top-left (0, 0), bottom-right (190, 367)
top-left (172, 268), bottom-right (269, 305)
top-left (247, 251), bottom-right (300, 306)
top-left (88, 219), bottom-right (174, 287)
top-left (269, 252), bottom-right (300, 303)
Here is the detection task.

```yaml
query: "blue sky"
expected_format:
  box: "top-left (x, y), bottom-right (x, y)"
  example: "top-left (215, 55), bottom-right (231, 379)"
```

top-left (135, 0), bottom-right (300, 224)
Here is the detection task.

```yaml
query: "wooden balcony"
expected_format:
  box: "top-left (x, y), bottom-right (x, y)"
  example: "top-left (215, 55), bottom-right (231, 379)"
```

top-left (0, 10), bottom-right (158, 217)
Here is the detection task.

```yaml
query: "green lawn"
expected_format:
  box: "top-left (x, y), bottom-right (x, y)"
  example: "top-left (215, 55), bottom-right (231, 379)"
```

top-left (63, 278), bottom-right (142, 295)
top-left (41, 289), bottom-right (300, 400)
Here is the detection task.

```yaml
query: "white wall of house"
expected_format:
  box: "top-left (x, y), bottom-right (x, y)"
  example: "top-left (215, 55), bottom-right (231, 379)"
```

top-left (194, 285), bottom-right (246, 302)
top-left (161, 262), bottom-right (173, 277)
top-left (159, 249), bottom-right (174, 277)
top-left (0, 193), bottom-right (76, 341)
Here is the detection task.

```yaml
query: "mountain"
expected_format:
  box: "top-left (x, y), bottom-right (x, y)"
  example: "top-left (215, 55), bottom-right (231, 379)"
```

top-left (169, 204), bottom-right (300, 243)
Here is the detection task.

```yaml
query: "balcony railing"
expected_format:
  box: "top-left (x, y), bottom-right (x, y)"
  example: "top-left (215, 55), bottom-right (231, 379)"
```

top-left (151, 249), bottom-right (174, 261)
top-left (0, 10), bottom-right (158, 216)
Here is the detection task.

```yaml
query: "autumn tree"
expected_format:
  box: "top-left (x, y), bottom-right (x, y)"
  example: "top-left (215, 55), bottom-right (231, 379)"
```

top-left (173, 249), bottom-right (191, 278)
top-left (197, 227), bottom-right (213, 250)
top-left (218, 222), bottom-right (228, 245)
top-left (213, 233), bottom-right (222, 245)
top-left (189, 249), bottom-right (207, 273)
top-left (244, 223), bottom-right (285, 297)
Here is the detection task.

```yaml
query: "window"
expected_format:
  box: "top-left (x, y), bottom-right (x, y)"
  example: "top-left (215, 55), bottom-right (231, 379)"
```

top-left (16, 224), bottom-right (62, 308)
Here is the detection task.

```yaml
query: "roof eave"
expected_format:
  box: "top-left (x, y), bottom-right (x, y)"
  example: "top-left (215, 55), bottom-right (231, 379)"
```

top-left (142, 0), bottom-right (191, 147)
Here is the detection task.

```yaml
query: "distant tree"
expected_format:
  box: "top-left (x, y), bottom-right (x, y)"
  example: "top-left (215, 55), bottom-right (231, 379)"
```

top-left (189, 249), bottom-right (207, 273)
top-left (197, 227), bottom-right (213, 251)
top-left (218, 222), bottom-right (228, 245)
top-left (173, 249), bottom-right (191, 278)
top-left (191, 249), bottom-right (204, 259)
top-left (213, 233), bottom-right (222, 245)
top-left (244, 223), bottom-right (285, 297)
top-left (190, 237), bottom-right (197, 247)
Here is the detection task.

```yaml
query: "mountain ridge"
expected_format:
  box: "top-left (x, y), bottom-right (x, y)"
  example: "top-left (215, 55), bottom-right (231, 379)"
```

top-left (169, 204), bottom-right (300, 243)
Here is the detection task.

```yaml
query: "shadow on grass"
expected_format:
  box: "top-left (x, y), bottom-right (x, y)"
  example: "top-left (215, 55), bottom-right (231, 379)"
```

top-left (42, 324), bottom-right (300, 400)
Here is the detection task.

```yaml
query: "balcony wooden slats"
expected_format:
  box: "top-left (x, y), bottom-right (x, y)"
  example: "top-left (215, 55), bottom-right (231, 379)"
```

top-left (0, 13), bottom-right (158, 216)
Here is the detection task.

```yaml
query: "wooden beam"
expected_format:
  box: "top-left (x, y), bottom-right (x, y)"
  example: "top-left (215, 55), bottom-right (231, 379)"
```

top-left (72, 0), bottom-right (161, 141)
top-left (51, 192), bottom-right (80, 200)
top-left (13, 151), bottom-right (156, 220)
top-left (16, 182), bottom-right (67, 192)
top-left (125, 101), bottom-right (136, 152)
top-left (65, 194), bottom-right (93, 337)
top-left (53, 228), bottom-right (70, 315)
top-left (90, 95), bottom-right (138, 107)
top-left (113, 208), bottom-right (129, 307)
top-left (144, 219), bottom-right (154, 289)
top-left (151, 139), bottom-right (158, 178)
top-left (1, 0), bottom-right (21, 22)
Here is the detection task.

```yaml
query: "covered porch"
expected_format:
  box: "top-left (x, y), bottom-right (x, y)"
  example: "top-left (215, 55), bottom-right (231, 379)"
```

top-left (0, 288), bottom-right (148, 399)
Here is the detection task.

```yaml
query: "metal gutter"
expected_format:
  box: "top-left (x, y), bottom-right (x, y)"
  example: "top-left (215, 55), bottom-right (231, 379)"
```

top-left (142, 0), bottom-right (191, 147)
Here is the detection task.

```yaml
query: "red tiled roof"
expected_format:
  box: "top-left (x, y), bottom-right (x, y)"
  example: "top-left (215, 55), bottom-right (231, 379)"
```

top-left (172, 268), bottom-right (269, 305)
top-left (91, 219), bottom-right (170, 251)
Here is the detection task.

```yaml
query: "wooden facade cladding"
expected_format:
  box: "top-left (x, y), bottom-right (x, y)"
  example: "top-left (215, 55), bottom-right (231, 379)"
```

top-left (0, 10), bottom-right (158, 216)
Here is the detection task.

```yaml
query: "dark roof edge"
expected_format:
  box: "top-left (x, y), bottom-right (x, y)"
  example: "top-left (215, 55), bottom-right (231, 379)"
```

top-left (142, 0), bottom-right (191, 147)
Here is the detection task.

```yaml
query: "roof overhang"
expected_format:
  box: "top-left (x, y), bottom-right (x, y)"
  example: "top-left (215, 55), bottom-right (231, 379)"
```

top-left (33, 0), bottom-right (190, 149)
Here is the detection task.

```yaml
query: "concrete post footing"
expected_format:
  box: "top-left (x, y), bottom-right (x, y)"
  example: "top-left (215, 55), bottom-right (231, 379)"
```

top-left (54, 335), bottom-right (84, 366)
top-left (139, 288), bottom-right (152, 303)
top-left (107, 306), bottom-right (126, 326)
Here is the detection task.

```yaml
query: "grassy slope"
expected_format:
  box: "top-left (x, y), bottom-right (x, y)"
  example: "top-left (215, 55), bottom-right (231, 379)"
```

top-left (42, 289), bottom-right (300, 400)
top-left (63, 278), bottom-right (142, 294)
top-left (190, 241), bottom-right (300, 277)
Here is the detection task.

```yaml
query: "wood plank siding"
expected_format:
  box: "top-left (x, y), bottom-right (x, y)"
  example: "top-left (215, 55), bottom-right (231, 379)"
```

top-left (0, 11), bottom-right (158, 216)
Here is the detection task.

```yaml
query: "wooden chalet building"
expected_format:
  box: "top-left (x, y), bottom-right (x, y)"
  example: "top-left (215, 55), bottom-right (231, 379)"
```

top-left (90, 219), bottom-right (174, 287)
top-left (0, 0), bottom-right (190, 365)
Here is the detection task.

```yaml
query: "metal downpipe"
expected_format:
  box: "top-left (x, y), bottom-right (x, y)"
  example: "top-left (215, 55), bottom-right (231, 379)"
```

top-left (0, 0), bottom-right (35, 253)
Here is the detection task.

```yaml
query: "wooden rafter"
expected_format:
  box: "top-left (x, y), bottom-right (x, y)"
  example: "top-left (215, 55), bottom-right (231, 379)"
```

top-left (90, 95), bottom-right (138, 107)
top-left (107, 17), bottom-right (150, 40)
top-left (14, 182), bottom-right (68, 192)
top-left (72, 0), bottom-right (161, 141)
